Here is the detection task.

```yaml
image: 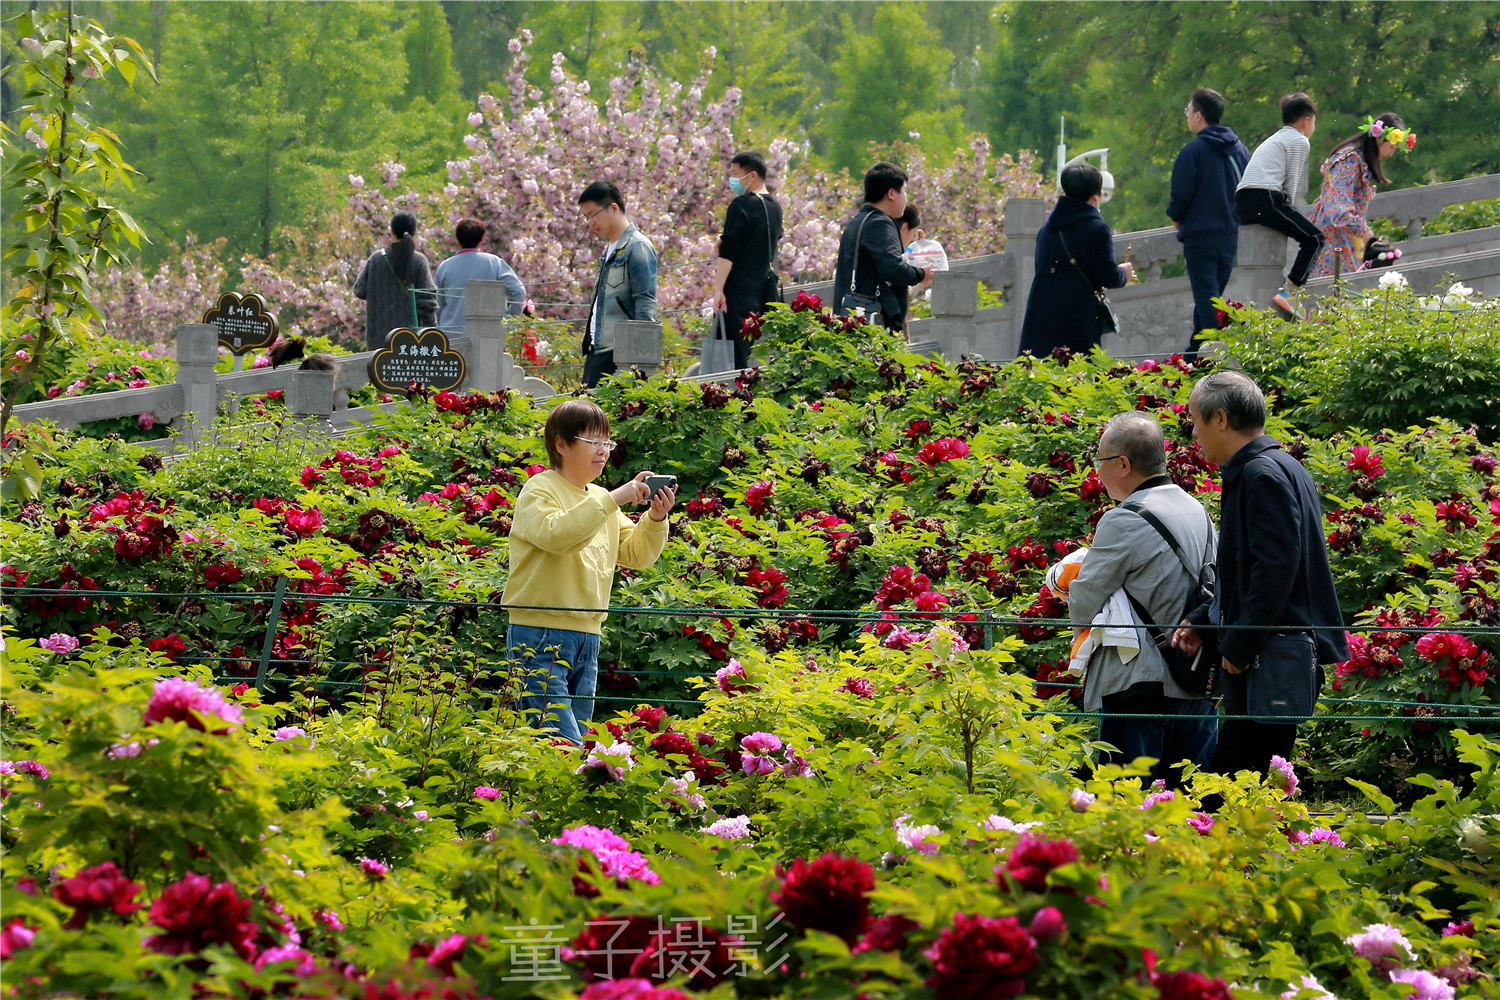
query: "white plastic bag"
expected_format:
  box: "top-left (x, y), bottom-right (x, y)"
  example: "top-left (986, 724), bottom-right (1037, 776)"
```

top-left (905, 238), bottom-right (948, 273)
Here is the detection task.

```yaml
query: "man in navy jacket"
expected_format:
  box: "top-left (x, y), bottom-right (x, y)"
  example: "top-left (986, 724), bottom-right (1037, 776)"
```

top-left (1167, 88), bottom-right (1251, 359)
top-left (1017, 163), bottom-right (1135, 358)
top-left (1173, 371), bottom-right (1348, 782)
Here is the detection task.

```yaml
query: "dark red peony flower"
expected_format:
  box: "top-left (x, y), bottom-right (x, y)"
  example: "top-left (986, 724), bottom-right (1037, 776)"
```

top-left (1001, 834), bottom-right (1081, 894)
top-left (52, 862), bottom-right (144, 930)
top-left (744, 567), bottom-right (790, 608)
top-left (202, 563), bottom-right (244, 589)
top-left (924, 912), bottom-right (1039, 999)
top-left (649, 731), bottom-right (696, 759)
top-left (629, 925), bottom-right (744, 990)
top-left (283, 507), bottom-right (324, 537)
top-left (790, 290), bottom-right (822, 313)
top-left (146, 872), bottom-right (259, 960)
top-left (855, 913), bottom-right (920, 954)
top-left (744, 480), bottom-right (775, 515)
top-left (1151, 970), bottom-right (1234, 1000)
top-left (771, 853), bottom-right (875, 945)
top-left (568, 916), bottom-right (661, 982)
top-left (841, 676), bottom-right (875, 699)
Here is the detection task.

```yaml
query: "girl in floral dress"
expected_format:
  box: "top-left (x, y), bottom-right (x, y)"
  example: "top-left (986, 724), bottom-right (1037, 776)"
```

top-left (1308, 112), bottom-right (1415, 279)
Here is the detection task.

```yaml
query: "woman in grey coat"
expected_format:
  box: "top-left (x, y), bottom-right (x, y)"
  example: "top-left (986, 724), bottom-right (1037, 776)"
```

top-left (353, 211), bottom-right (438, 349)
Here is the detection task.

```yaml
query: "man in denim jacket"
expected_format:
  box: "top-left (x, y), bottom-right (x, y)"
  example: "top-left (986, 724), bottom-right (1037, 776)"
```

top-left (578, 181), bottom-right (658, 388)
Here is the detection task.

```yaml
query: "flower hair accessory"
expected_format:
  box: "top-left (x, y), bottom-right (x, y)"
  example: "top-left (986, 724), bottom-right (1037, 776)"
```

top-left (1360, 115), bottom-right (1417, 151)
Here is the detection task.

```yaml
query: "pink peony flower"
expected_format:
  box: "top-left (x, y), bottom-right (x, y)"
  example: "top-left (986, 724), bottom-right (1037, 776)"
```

top-left (359, 857), bottom-right (389, 880)
top-left (1279, 973), bottom-right (1337, 999)
top-left (741, 731), bottom-right (781, 754)
top-left (1028, 906), bottom-right (1067, 942)
top-left (740, 752), bottom-right (776, 776)
top-left (1288, 827), bottom-right (1345, 849)
top-left (575, 740), bottom-right (635, 781)
top-left (1387, 968), bottom-right (1455, 1000)
top-left (137, 412), bottom-right (155, 430)
top-left (895, 814), bottom-right (943, 856)
top-left (144, 677), bottom-right (243, 733)
top-left (1346, 923), bottom-right (1413, 970)
top-left (1, 918), bottom-right (37, 959)
top-left (1268, 755), bottom-right (1299, 796)
top-left (1070, 788), bottom-right (1096, 812)
top-left (39, 632), bottom-right (79, 654)
top-left (700, 815), bottom-right (752, 841)
top-left (1187, 812), bottom-right (1215, 835)
top-left (1141, 790), bottom-right (1176, 810)
top-left (256, 943), bottom-right (317, 976)
top-left (473, 785), bottom-right (501, 800)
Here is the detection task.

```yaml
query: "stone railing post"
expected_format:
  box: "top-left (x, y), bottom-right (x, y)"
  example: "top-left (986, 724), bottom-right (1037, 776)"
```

top-left (172, 324), bottom-right (219, 445)
top-left (287, 369), bottom-right (335, 431)
top-left (614, 320), bottom-right (663, 377)
top-left (1224, 225), bottom-right (1288, 313)
top-left (463, 279), bottom-right (511, 392)
top-left (1001, 198), bottom-right (1046, 358)
top-left (929, 270), bottom-right (980, 360)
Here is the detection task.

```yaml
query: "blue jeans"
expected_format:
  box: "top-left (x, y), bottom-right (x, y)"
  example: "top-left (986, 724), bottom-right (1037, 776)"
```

top-left (508, 625), bottom-right (600, 745)
top-left (1097, 682), bottom-right (1218, 789)
top-left (1184, 242), bottom-right (1237, 358)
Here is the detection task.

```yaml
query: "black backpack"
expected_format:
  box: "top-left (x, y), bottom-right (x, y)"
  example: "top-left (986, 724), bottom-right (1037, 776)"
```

top-left (1118, 501), bottom-right (1217, 699)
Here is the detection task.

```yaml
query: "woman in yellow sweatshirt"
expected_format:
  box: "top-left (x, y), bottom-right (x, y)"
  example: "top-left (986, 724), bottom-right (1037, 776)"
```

top-left (501, 399), bottom-right (677, 744)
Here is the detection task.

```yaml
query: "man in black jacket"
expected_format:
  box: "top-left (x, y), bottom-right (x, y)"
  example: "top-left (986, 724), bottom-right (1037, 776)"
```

top-left (832, 162), bottom-right (931, 332)
top-left (1167, 88), bottom-right (1251, 359)
top-left (711, 151), bottom-right (783, 369)
top-left (1172, 371), bottom-right (1348, 781)
top-left (1016, 163), bottom-right (1136, 358)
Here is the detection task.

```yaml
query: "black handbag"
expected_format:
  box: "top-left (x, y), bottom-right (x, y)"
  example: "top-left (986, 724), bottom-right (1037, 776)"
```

top-left (840, 211), bottom-right (883, 324)
top-left (1246, 633), bottom-right (1318, 722)
top-left (1119, 501), bottom-right (1218, 699)
top-left (1057, 230), bottom-right (1119, 336)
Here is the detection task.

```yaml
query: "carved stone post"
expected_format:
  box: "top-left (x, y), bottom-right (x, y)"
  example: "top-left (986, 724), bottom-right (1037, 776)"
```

top-left (172, 324), bottom-right (219, 445)
top-left (1002, 198), bottom-right (1047, 358)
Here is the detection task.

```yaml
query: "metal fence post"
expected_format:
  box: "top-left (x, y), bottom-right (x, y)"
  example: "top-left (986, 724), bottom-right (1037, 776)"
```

top-left (254, 576), bottom-right (289, 693)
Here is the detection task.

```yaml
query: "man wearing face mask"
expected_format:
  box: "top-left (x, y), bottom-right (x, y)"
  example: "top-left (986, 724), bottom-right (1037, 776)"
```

top-left (711, 151), bottom-right (783, 370)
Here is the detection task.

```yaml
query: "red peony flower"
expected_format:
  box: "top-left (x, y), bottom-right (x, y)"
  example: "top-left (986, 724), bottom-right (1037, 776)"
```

top-left (771, 853), bottom-right (875, 945)
top-left (568, 916), bottom-right (659, 982)
top-left (841, 676), bottom-right (875, 699)
top-left (1001, 834), bottom-right (1081, 894)
top-left (743, 480), bottom-right (775, 515)
top-left (146, 873), bottom-right (259, 960)
top-left (744, 567), bottom-right (790, 608)
top-left (1347, 445), bottom-right (1386, 478)
top-left (790, 290), bottom-right (822, 313)
top-left (1151, 970), bottom-right (1234, 1000)
top-left (629, 925), bottom-right (744, 990)
top-left (283, 507), bottom-right (324, 537)
top-left (924, 912), bottom-right (1039, 999)
top-left (855, 913), bottom-right (920, 954)
top-left (52, 862), bottom-right (144, 930)
top-left (147, 633), bottom-right (189, 662)
top-left (203, 564), bottom-right (243, 589)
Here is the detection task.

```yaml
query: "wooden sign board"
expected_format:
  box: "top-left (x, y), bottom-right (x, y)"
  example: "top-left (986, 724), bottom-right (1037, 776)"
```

top-left (368, 327), bottom-right (466, 393)
top-left (203, 292), bottom-right (279, 355)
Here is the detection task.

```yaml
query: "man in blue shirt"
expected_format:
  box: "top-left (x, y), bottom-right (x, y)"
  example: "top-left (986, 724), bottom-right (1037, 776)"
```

top-left (433, 218), bottom-right (527, 332)
top-left (1167, 89), bottom-right (1250, 358)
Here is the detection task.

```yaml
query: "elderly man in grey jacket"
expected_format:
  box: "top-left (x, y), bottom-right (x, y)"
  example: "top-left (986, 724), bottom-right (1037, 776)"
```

top-left (1069, 412), bottom-right (1218, 787)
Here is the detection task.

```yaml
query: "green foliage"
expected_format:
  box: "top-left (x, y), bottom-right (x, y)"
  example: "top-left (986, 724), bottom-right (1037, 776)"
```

top-left (1215, 284), bottom-right (1500, 440)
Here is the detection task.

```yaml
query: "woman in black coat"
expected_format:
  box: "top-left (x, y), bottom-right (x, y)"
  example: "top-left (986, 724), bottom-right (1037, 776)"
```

top-left (353, 211), bottom-right (438, 350)
top-left (1017, 164), bottom-right (1135, 357)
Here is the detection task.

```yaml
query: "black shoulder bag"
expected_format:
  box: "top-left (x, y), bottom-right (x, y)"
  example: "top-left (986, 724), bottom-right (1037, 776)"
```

top-left (760, 196), bottom-right (782, 308)
top-left (840, 211), bottom-right (883, 323)
top-left (1118, 501), bottom-right (1217, 698)
top-left (1056, 230), bottom-right (1119, 337)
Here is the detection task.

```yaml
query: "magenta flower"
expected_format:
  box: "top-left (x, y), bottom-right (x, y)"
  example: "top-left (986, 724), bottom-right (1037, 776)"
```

top-left (271, 726), bottom-right (309, 743)
top-left (359, 857), bottom-right (389, 880)
top-left (1288, 827), bottom-right (1345, 849)
top-left (1187, 812), bottom-right (1215, 835)
top-left (1140, 790), bottom-right (1175, 810)
top-left (1346, 922), bottom-right (1413, 971)
top-left (137, 412), bottom-right (155, 430)
top-left (741, 732), bottom-right (781, 754)
top-left (715, 659), bottom-right (747, 694)
top-left (473, 785), bottom-right (502, 800)
top-left (575, 740), bottom-right (635, 781)
top-left (1269, 755), bottom-right (1299, 796)
top-left (1028, 906), bottom-right (1067, 942)
top-left (1387, 968), bottom-right (1454, 1000)
top-left (740, 752), bottom-right (776, 776)
top-left (144, 677), bottom-right (243, 733)
top-left (38, 632), bottom-right (79, 655)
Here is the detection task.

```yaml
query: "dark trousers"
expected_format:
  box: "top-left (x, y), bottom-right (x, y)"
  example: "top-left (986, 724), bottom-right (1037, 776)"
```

top-left (581, 349), bottom-right (615, 389)
top-left (1183, 242), bottom-right (1237, 358)
top-left (1096, 682), bottom-right (1218, 789)
top-left (1208, 668), bottom-right (1297, 780)
top-left (1233, 188), bottom-right (1324, 288)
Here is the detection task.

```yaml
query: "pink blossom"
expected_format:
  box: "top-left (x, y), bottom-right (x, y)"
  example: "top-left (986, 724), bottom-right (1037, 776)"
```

top-left (144, 677), bottom-right (243, 732)
top-left (1388, 968), bottom-right (1455, 1000)
top-left (467, 112), bottom-right (484, 127)
top-left (129, 379), bottom-right (149, 389)
top-left (984, 815), bottom-right (1040, 834)
top-left (1346, 923), bottom-right (1413, 967)
top-left (359, 857), bottom-right (389, 880)
top-left (251, 354), bottom-right (270, 369)
top-left (1288, 827), bottom-right (1345, 849)
top-left (473, 785), bottom-right (501, 800)
top-left (661, 774), bottom-right (706, 812)
top-left (39, 632), bottom-right (79, 654)
top-left (1070, 788), bottom-right (1095, 812)
top-left (1187, 812), bottom-right (1215, 835)
top-left (553, 824), bottom-right (660, 885)
top-left (740, 752), bottom-right (776, 776)
top-left (1269, 755), bottom-right (1299, 796)
top-left (271, 726), bottom-right (313, 747)
top-left (25, 129), bottom-right (46, 149)
top-left (318, 909), bottom-right (346, 930)
top-left (412, 810), bottom-right (429, 821)
top-left (741, 731), bottom-right (781, 754)
top-left (715, 659), bottom-right (747, 693)
top-left (700, 815), bottom-right (752, 841)
top-left (137, 412), bottom-right (155, 430)
top-left (1140, 790), bottom-right (1175, 810)
top-left (14, 350), bottom-right (29, 363)
top-left (894, 814), bottom-right (942, 855)
top-left (781, 748), bottom-right (815, 778)
top-left (21, 36), bottom-right (42, 52)
top-left (1, 760), bottom-right (49, 781)
top-left (256, 943), bottom-right (317, 976)
top-left (1280, 973), bottom-right (1337, 999)
top-left (575, 740), bottom-right (635, 781)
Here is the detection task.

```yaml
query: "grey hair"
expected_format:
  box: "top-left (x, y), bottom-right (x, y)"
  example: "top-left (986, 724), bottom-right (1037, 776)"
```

top-left (1101, 412), bottom-right (1167, 476)
top-left (1191, 370), bottom-right (1266, 431)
